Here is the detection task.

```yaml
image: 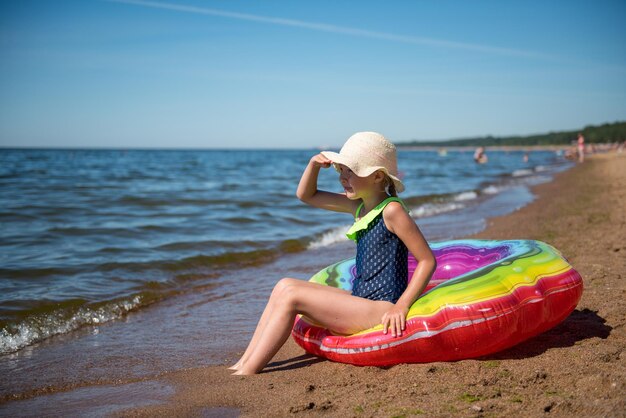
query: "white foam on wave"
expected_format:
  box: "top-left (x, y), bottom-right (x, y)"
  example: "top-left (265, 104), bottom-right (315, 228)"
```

top-left (453, 191), bottom-right (478, 202)
top-left (482, 185), bottom-right (501, 195)
top-left (534, 165), bottom-right (546, 172)
top-left (411, 202), bottom-right (464, 218)
top-left (0, 296), bottom-right (143, 355)
top-left (512, 168), bottom-right (534, 177)
top-left (307, 225), bottom-right (350, 249)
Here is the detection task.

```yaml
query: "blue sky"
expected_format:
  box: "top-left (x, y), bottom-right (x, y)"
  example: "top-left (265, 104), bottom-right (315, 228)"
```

top-left (1, 0), bottom-right (625, 148)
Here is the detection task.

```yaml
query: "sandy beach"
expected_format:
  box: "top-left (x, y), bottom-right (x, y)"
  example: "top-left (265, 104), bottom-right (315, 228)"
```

top-left (3, 2), bottom-right (624, 416)
top-left (110, 151), bottom-right (625, 417)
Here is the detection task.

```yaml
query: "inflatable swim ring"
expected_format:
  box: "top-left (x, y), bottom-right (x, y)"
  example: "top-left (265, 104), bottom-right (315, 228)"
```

top-left (292, 239), bottom-right (583, 366)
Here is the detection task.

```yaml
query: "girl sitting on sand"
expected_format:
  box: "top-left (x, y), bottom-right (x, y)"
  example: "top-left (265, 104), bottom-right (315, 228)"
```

top-left (230, 132), bottom-right (436, 375)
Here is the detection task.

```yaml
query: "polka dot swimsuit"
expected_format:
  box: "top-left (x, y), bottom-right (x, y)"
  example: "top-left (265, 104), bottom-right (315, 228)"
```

top-left (351, 203), bottom-right (408, 303)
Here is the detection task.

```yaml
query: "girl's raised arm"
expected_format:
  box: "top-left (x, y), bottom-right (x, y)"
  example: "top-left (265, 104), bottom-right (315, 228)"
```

top-left (296, 154), bottom-right (357, 214)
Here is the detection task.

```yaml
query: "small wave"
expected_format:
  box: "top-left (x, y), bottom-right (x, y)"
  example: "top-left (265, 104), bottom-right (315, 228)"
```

top-left (117, 196), bottom-right (227, 208)
top-left (0, 212), bottom-right (38, 221)
top-left (40, 250), bottom-right (281, 276)
top-left (453, 191), bottom-right (478, 202)
top-left (219, 184), bottom-right (242, 192)
top-left (117, 196), bottom-right (171, 208)
top-left (512, 168), bottom-right (534, 177)
top-left (153, 239), bottom-right (261, 252)
top-left (308, 225), bottom-right (350, 249)
top-left (411, 202), bottom-right (464, 218)
top-left (523, 174), bottom-right (552, 186)
top-left (482, 185), bottom-right (501, 195)
top-left (137, 224), bottom-right (176, 233)
top-left (534, 165), bottom-right (547, 172)
top-left (223, 216), bottom-right (256, 224)
top-left (236, 201), bottom-right (269, 209)
top-left (14, 205), bottom-right (86, 217)
top-left (159, 242), bottom-right (306, 272)
top-left (0, 295), bottom-right (152, 355)
top-left (282, 216), bottom-right (318, 226)
top-left (48, 226), bottom-right (137, 237)
top-left (0, 266), bottom-right (75, 280)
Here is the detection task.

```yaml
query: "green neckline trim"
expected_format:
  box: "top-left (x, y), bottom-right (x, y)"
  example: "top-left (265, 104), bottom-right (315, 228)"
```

top-left (346, 197), bottom-right (409, 242)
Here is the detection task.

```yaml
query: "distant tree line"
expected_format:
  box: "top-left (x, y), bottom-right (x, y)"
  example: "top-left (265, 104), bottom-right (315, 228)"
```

top-left (399, 121), bottom-right (626, 147)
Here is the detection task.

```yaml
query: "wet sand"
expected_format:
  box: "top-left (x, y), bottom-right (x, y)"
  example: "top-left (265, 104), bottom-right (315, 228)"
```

top-left (5, 152), bottom-right (626, 417)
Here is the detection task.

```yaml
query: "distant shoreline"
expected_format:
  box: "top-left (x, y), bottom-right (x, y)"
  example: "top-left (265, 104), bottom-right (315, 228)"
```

top-left (397, 121), bottom-right (626, 148)
top-left (397, 145), bottom-right (569, 151)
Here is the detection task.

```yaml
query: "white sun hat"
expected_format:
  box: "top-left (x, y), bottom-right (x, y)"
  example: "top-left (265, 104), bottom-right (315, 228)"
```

top-left (321, 131), bottom-right (404, 193)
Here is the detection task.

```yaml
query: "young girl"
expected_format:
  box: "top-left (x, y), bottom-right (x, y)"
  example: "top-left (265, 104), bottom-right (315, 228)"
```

top-left (230, 132), bottom-right (436, 375)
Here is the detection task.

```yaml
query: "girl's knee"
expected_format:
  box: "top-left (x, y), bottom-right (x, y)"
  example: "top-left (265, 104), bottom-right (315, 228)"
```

top-left (271, 278), bottom-right (301, 308)
top-left (272, 277), bottom-right (297, 297)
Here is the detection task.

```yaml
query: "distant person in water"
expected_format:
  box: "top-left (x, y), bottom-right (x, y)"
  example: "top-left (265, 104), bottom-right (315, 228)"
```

top-left (577, 133), bottom-right (585, 163)
top-left (474, 146), bottom-right (488, 164)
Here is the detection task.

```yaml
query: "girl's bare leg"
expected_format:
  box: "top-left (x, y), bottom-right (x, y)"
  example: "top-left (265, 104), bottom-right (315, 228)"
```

top-left (228, 307), bottom-right (271, 370)
top-left (228, 284), bottom-right (281, 370)
top-left (233, 281), bottom-right (391, 375)
top-left (230, 278), bottom-right (348, 371)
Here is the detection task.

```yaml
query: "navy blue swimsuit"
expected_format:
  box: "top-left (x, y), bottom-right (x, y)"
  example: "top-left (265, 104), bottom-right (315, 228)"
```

top-left (350, 199), bottom-right (409, 303)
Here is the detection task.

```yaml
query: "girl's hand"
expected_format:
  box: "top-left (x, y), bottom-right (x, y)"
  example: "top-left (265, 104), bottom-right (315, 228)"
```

top-left (310, 153), bottom-right (332, 169)
top-left (381, 304), bottom-right (409, 337)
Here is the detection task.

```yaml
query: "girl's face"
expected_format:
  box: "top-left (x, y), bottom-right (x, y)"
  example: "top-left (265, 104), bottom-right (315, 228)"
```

top-left (337, 165), bottom-right (380, 200)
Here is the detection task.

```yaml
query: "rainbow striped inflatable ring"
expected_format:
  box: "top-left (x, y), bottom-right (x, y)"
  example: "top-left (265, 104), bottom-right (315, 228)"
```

top-left (292, 239), bottom-right (583, 366)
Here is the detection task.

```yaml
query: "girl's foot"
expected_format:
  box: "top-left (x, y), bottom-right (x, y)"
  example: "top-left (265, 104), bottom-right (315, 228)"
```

top-left (231, 369), bottom-right (255, 376)
top-left (227, 360), bottom-right (242, 370)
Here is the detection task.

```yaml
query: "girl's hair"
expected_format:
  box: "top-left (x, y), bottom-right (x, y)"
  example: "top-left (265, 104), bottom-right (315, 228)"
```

top-left (384, 174), bottom-right (397, 197)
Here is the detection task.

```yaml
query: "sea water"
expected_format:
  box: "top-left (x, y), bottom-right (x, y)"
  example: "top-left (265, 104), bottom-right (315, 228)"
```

top-left (0, 148), bottom-right (571, 357)
top-left (0, 147), bottom-right (572, 403)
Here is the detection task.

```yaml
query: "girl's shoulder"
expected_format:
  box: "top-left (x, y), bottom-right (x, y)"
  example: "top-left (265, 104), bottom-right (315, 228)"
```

top-left (347, 197), bottom-right (407, 241)
top-left (382, 199), bottom-right (414, 236)
top-left (382, 200), bottom-right (410, 220)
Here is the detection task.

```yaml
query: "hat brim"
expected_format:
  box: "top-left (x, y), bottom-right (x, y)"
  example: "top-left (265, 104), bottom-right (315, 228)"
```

top-left (320, 151), bottom-right (405, 193)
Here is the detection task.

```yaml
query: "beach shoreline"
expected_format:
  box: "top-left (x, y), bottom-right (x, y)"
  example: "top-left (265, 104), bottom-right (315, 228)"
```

top-left (1, 151), bottom-right (624, 417)
top-left (112, 151), bottom-right (625, 417)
